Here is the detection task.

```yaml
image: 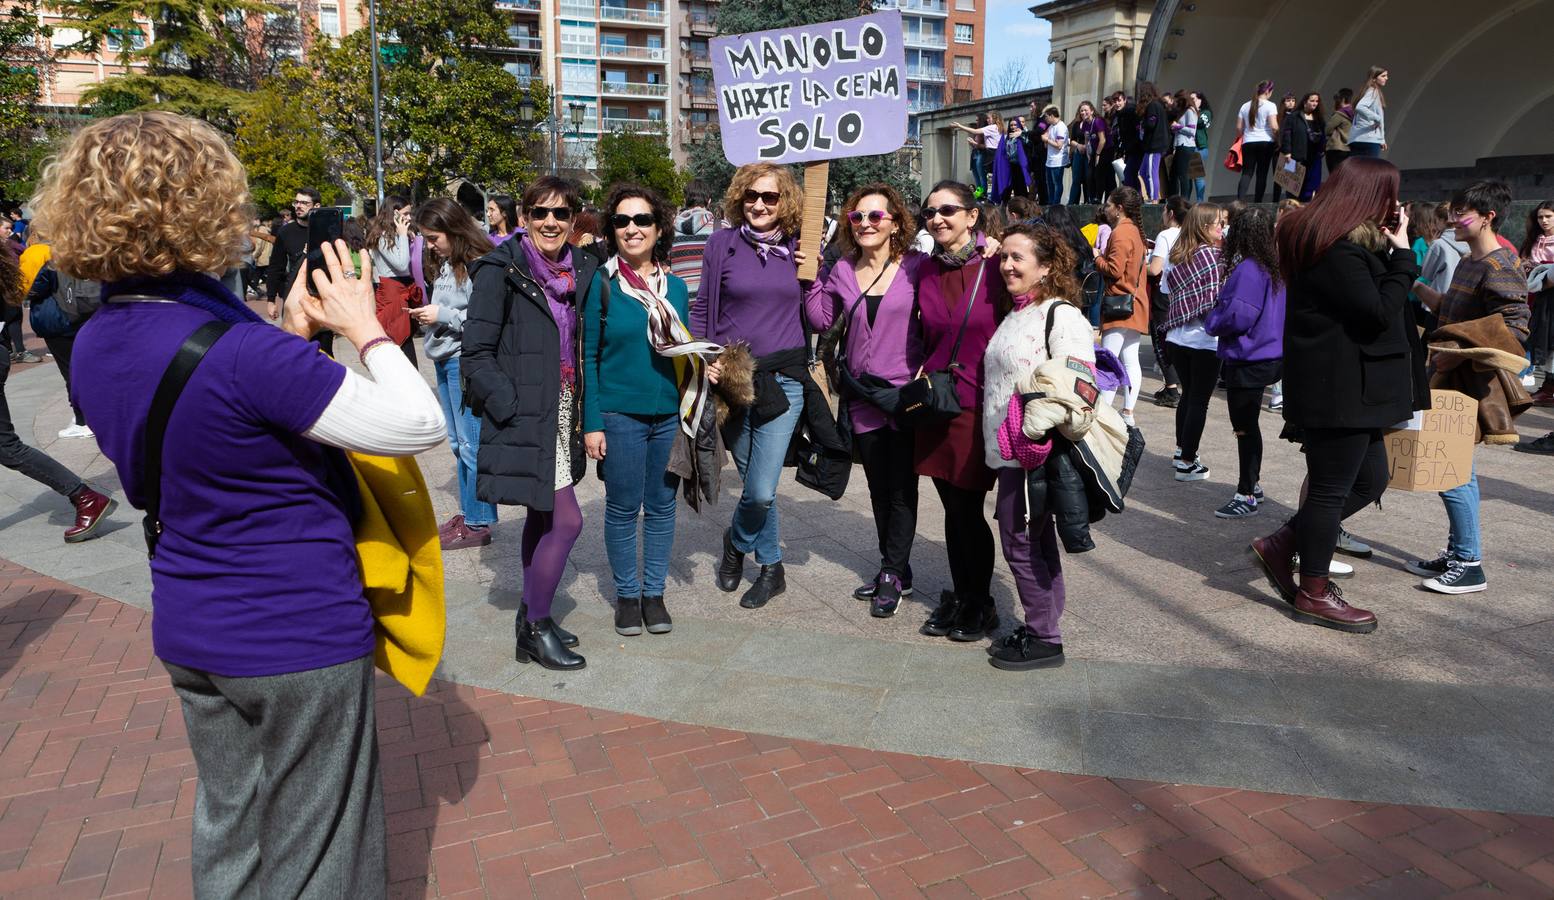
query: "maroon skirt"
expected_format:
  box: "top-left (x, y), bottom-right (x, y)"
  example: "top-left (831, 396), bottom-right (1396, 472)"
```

top-left (913, 408), bottom-right (996, 493)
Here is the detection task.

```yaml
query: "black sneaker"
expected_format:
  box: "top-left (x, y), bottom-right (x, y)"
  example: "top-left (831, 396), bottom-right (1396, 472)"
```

top-left (988, 628), bottom-right (1065, 671)
top-left (1174, 459), bottom-right (1210, 482)
top-left (1422, 559), bottom-right (1487, 595)
top-left (853, 567), bottom-right (914, 601)
top-left (871, 574), bottom-right (902, 618)
top-left (1153, 387), bottom-right (1180, 408)
top-left (1214, 495), bottom-right (1259, 519)
top-left (614, 595), bottom-right (643, 636)
top-left (1404, 552), bottom-right (1452, 579)
top-left (641, 595), bottom-right (672, 634)
top-left (1514, 432), bottom-right (1554, 455)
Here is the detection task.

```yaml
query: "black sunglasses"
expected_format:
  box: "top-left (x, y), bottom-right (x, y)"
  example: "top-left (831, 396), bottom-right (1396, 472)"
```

top-left (610, 213), bottom-right (656, 229)
top-left (921, 204), bottom-right (970, 220)
top-left (526, 205), bottom-right (573, 222)
top-left (743, 190), bottom-right (781, 206)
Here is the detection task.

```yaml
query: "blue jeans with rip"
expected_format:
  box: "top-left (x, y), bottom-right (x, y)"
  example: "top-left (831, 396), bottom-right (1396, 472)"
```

top-left (434, 357), bottom-right (498, 527)
top-left (601, 411), bottom-right (680, 598)
top-left (728, 374), bottom-right (804, 565)
top-left (1440, 463), bottom-right (1481, 562)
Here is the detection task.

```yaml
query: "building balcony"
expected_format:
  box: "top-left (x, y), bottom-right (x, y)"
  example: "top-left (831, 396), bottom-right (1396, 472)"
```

top-left (683, 86), bottom-right (716, 108)
top-left (684, 122), bottom-right (714, 143)
top-left (558, 0), bottom-right (596, 18)
top-left (601, 116), bottom-right (666, 132)
top-left (903, 31), bottom-right (946, 48)
top-left (600, 43), bottom-right (668, 62)
top-left (688, 51), bottom-right (710, 69)
top-left (499, 35), bottom-right (543, 52)
top-left (687, 9), bottom-right (715, 34)
top-left (494, 0), bottom-right (540, 12)
top-left (600, 80), bottom-right (671, 98)
top-left (908, 98), bottom-right (942, 114)
top-left (906, 64), bottom-right (946, 82)
top-left (874, 0), bottom-right (947, 16)
top-left (598, 5), bottom-right (668, 26)
top-left (560, 39), bottom-right (597, 56)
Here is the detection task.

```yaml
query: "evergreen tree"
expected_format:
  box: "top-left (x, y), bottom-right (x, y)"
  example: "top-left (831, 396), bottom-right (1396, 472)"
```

top-left (0, 1), bottom-right (54, 202)
top-left (596, 130), bottom-right (687, 206)
top-left (233, 62), bottom-right (340, 212)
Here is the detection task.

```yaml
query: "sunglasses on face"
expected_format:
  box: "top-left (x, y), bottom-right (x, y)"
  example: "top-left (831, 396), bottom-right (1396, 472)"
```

top-left (922, 204), bottom-right (970, 220)
top-left (847, 210), bottom-right (894, 226)
top-left (610, 213), bottom-right (656, 229)
top-left (526, 205), bottom-right (573, 222)
top-left (743, 190), bottom-right (781, 206)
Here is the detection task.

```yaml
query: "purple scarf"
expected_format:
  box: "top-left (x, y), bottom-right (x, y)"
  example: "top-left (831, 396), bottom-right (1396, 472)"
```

top-left (739, 225), bottom-right (790, 262)
top-left (519, 235), bottom-right (578, 381)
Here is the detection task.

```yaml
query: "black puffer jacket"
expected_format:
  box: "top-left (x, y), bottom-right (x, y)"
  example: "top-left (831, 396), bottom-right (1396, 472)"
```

top-left (1025, 440), bottom-right (1096, 553)
top-left (462, 239), bottom-right (602, 511)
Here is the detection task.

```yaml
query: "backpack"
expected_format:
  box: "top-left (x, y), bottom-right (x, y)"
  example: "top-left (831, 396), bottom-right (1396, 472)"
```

top-left (29, 295), bottom-right (73, 338)
top-left (56, 274), bottom-right (102, 324)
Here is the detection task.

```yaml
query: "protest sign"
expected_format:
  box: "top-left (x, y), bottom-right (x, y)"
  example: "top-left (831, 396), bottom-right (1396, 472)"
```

top-left (711, 12), bottom-right (908, 279)
top-left (1385, 389), bottom-right (1477, 492)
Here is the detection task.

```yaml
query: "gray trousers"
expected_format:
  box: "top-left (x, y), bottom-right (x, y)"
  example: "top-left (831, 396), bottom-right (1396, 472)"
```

top-left (0, 352), bottom-right (84, 497)
top-left (165, 653), bottom-right (387, 900)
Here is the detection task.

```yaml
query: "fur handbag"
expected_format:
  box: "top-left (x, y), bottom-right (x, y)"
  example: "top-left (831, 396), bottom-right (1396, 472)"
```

top-left (710, 342), bottom-right (755, 426)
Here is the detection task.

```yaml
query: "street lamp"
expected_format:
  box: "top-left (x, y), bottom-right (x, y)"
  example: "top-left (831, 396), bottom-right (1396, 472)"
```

top-left (520, 87), bottom-right (587, 176)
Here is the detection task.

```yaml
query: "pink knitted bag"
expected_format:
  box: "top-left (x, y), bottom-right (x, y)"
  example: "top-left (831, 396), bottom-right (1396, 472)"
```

top-left (997, 392), bottom-right (1053, 469)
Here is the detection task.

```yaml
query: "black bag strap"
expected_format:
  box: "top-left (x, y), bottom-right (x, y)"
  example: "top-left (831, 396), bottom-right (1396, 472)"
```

top-left (142, 320), bottom-right (233, 559)
top-left (836, 261), bottom-right (894, 366)
top-left (944, 257), bottom-right (989, 371)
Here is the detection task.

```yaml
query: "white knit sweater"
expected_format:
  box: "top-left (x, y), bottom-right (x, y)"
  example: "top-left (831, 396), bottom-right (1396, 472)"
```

top-left (980, 298), bottom-right (1096, 469)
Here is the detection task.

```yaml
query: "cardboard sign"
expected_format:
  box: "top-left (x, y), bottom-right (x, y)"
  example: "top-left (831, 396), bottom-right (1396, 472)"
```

top-left (1385, 389), bottom-right (1477, 492)
top-left (711, 12), bottom-right (908, 166)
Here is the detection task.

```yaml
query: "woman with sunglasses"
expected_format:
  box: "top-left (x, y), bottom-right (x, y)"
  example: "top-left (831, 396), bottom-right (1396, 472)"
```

top-left (913, 180), bottom-right (1009, 643)
top-left (804, 184), bottom-right (924, 618)
top-left (583, 184), bottom-right (709, 637)
top-left (465, 176), bottom-right (606, 670)
top-left (693, 163), bottom-right (810, 611)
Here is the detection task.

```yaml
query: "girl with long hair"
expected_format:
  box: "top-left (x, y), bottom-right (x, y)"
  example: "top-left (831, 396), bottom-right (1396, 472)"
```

top-left (1191, 91), bottom-right (1213, 202)
top-left (465, 175), bottom-right (608, 670)
top-left (1148, 195), bottom-right (1193, 408)
top-left (1094, 186), bottom-right (1149, 425)
top-left (980, 224), bottom-right (1094, 670)
top-left (1169, 89), bottom-right (1199, 200)
top-left (411, 198), bottom-right (501, 551)
top-left (696, 163), bottom-right (812, 611)
top-left (1070, 101), bottom-right (1106, 205)
top-left (804, 184), bottom-right (924, 617)
top-left (1280, 92), bottom-right (1327, 201)
top-left (486, 194), bottom-right (519, 243)
top-left (1137, 84), bottom-right (1170, 202)
top-left (1250, 157), bottom-right (1425, 633)
top-left (1236, 80), bottom-right (1280, 201)
top-left (912, 180), bottom-right (1010, 642)
top-left (584, 184), bottom-right (704, 636)
top-left (1204, 205), bottom-right (1285, 518)
top-left (365, 195), bottom-right (418, 362)
top-left (1349, 66), bottom-right (1389, 157)
top-left (1163, 202), bottom-right (1226, 482)
top-left (951, 113), bottom-right (1002, 198)
top-left (1520, 201), bottom-right (1554, 408)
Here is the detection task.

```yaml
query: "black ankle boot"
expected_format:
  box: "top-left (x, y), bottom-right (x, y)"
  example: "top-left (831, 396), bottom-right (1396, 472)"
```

top-left (740, 562), bottom-right (785, 609)
top-left (717, 528), bottom-right (745, 593)
top-left (519, 600), bottom-right (577, 647)
top-left (515, 616), bottom-right (586, 670)
top-left (641, 595), bottom-right (673, 634)
top-left (948, 596), bottom-right (998, 642)
top-left (614, 596), bottom-right (643, 636)
top-left (921, 590), bottom-right (961, 637)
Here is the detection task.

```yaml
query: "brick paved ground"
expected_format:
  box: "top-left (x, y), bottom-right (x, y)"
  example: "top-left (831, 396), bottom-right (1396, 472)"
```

top-left (5, 559), bottom-right (1554, 899)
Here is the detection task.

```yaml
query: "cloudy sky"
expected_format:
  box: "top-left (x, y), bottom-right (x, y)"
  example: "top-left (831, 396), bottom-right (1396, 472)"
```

top-left (982, 0), bottom-right (1053, 95)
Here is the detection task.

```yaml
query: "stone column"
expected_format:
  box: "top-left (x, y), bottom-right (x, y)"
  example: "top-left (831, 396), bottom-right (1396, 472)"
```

top-left (1047, 49), bottom-right (1068, 115)
top-left (1101, 40), bottom-right (1124, 97)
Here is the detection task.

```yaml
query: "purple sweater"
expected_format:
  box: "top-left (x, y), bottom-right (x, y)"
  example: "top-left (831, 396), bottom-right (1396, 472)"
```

top-left (1204, 259), bottom-right (1285, 363)
top-left (690, 228), bottom-right (804, 356)
top-left (804, 252), bottom-right (926, 433)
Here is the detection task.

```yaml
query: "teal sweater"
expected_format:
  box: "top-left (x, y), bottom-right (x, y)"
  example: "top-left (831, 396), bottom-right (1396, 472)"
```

top-left (581, 270), bottom-right (692, 432)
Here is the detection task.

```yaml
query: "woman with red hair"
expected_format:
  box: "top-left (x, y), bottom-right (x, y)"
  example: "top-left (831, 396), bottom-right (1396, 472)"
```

top-left (1248, 157), bottom-right (1427, 634)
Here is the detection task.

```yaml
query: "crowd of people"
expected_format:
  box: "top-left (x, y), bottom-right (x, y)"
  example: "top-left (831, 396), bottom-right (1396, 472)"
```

top-left (2, 104), bottom-right (1552, 896)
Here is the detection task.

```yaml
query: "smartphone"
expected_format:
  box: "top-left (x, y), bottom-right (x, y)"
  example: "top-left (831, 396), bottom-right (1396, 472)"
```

top-left (304, 208), bottom-right (343, 296)
top-left (1383, 203), bottom-right (1402, 231)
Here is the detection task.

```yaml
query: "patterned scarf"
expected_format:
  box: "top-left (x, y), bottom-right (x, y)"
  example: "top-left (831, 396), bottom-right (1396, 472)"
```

top-left (519, 234), bottom-right (578, 382)
top-left (606, 257), bottom-right (723, 438)
top-left (739, 224), bottom-right (790, 262)
top-left (1011, 290), bottom-right (1042, 312)
top-left (933, 233), bottom-right (982, 269)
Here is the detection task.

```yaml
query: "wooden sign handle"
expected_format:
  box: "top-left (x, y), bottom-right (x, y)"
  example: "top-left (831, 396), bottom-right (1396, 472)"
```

top-left (798, 161), bottom-right (830, 282)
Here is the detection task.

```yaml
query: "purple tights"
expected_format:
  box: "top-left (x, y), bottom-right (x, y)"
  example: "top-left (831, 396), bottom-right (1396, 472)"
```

top-left (521, 485), bottom-right (584, 621)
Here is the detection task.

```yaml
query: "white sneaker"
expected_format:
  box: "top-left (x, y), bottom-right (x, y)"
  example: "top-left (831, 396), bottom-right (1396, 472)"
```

top-left (1523, 372), bottom-right (1540, 389)
top-left (57, 423), bottom-right (94, 439)
top-left (1292, 555), bottom-right (1354, 578)
top-left (1120, 411), bottom-right (1137, 427)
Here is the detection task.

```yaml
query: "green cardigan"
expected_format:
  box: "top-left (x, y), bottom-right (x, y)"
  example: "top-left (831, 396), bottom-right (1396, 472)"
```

top-left (580, 269), bottom-right (692, 432)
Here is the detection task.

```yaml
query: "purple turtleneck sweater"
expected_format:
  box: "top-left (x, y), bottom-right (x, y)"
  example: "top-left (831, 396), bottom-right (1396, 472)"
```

top-left (689, 228), bottom-right (804, 356)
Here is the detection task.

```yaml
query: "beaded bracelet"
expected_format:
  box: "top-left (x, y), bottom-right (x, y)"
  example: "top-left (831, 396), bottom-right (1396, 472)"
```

top-left (358, 336), bottom-right (395, 359)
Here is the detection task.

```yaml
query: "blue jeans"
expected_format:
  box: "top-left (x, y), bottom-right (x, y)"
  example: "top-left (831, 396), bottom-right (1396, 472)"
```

top-left (1068, 156), bottom-right (1091, 204)
top-left (1045, 166), bottom-right (1066, 205)
top-left (601, 411), bottom-right (680, 597)
top-left (970, 149), bottom-right (989, 194)
top-left (434, 357), bottom-right (498, 527)
top-left (1440, 463), bottom-right (1481, 562)
top-left (1194, 148), bottom-right (1209, 201)
top-left (728, 374), bottom-right (804, 564)
top-left (1349, 141), bottom-right (1383, 158)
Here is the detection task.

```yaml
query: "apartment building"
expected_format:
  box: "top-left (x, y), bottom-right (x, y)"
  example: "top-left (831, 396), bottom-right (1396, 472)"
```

top-left (673, 0), bottom-right (717, 162)
top-left (876, 0), bottom-right (985, 125)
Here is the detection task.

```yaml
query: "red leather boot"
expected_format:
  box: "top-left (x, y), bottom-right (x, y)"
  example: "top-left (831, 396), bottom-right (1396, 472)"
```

top-left (64, 486), bottom-right (117, 544)
top-left (1291, 575), bottom-right (1377, 634)
top-left (1249, 521), bottom-right (1298, 602)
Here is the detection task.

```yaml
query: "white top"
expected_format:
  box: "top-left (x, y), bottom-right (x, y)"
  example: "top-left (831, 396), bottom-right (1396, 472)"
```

top-left (1238, 99), bottom-right (1279, 143)
top-left (980, 124), bottom-right (1003, 151)
top-left (370, 233), bottom-right (413, 282)
top-left (1044, 120), bottom-right (1070, 167)
top-left (302, 342), bottom-right (447, 455)
top-left (980, 298), bottom-right (1096, 469)
top-left (1174, 107), bottom-right (1199, 148)
top-left (1166, 320), bottom-right (1219, 352)
top-left (1151, 227), bottom-right (1181, 293)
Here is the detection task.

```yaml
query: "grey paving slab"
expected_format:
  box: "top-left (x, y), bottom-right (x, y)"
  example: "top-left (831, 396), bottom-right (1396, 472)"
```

top-left (900, 643), bottom-right (1092, 709)
top-left (723, 627), bottom-right (910, 688)
top-left (869, 693), bottom-right (1085, 773)
top-left (1081, 711), bottom-right (1321, 797)
top-left (670, 670), bottom-right (887, 745)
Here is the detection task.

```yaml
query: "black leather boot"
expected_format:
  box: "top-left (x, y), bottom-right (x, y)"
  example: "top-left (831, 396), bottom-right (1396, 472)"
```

top-left (717, 528), bottom-right (745, 593)
top-left (519, 600), bottom-right (577, 647)
top-left (740, 562), bottom-right (785, 609)
top-left (920, 590), bottom-right (962, 637)
top-left (641, 595), bottom-right (673, 634)
top-left (515, 616), bottom-right (586, 670)
top-left (948, 596), bottom-right (998, 642)
top-left (614, 596), bottom-right (643, 636)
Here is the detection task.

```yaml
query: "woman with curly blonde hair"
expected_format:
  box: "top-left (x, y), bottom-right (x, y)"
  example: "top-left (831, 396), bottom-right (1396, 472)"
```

top-left (693, 161), bottom-right (810, 610)
top-left (31, 111), bottom-right (446, 895)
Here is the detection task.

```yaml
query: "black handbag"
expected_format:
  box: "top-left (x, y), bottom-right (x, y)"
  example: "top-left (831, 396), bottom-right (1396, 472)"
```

top-left (898, 258), bottom-right (988, 426)
top-left (1099, 237), bottom-right (1147, 323)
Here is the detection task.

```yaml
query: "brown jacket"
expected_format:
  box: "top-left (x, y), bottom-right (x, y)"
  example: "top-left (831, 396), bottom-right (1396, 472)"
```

top-left (1095, 220), bottom-right (1150, 334)
top-left (1428, 315), bottom-right (1533, 445)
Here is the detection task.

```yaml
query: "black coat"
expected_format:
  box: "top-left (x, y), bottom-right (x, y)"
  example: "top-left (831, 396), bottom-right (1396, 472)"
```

top-left (1282, 239), bottom-right (1430, 431)
top-left (462, 239), bottom-right (602, 511)
top-left (1280, 111), bottom-right (1325, 163)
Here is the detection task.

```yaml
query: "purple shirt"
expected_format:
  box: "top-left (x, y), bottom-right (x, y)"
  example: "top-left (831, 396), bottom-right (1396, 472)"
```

top-left (804, 252), bottom-right (926, 433)
top-left (1204, 260), bottom-right (1286, 363)
top-left (690, 228), bottom-right (804, 357)
top-left (73, 302), bottom-right (369, 677)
